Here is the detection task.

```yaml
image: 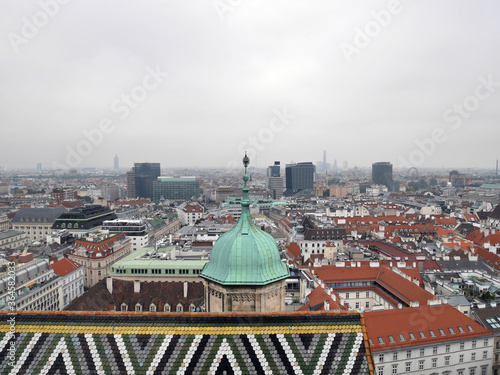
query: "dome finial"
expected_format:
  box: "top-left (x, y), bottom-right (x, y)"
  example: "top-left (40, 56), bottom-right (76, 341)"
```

top-left (243, 152), bottom-right (250, 174)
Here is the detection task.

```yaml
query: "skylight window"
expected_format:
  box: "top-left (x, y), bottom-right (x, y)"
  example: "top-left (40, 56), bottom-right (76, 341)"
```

top-left (378, 337), bottom-right (385, 344)
top-left (485, 318), bottom-right (500, 328)
top-left (419, 331), bottom-right (426, 339)
top-left (458, 326), bottom-right (465, 333)
top-left (388, 335), bottom-right (395, 343)
top-left (429, 330), bottom-right (436, 337)
top-left (448, 328), bottom-right (455, 334)
top-left (409, 333), bottom-right (416, 340)
top-left (467, 325), bottom-right (474, 332)
top-left (399, 334), bottom-right (405, 341)
top-left (439, 329), bottom-right (445, 336)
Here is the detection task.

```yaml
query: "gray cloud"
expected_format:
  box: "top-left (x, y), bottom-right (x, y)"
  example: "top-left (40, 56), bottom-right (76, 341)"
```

top-left (1, 0), bottom-right (499, 170)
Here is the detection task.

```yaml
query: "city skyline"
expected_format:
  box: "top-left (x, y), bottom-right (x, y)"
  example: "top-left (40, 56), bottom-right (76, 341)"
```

top-left (1, 1), bottom-right (499, 170)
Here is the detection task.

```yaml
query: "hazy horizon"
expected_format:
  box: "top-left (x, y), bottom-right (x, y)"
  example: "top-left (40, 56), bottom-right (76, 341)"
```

top-left (1, 1), bottom-right (499, 171)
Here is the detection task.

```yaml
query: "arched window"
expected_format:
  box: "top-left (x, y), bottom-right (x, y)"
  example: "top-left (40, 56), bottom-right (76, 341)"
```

top-left (61, 223), bottom-right (66, 228)
top-left (74, 223), bottom-right (78, 228)
top-left (121, 303), bottom-right (127, 311)
top-left (164, 304), bottom-right (171, 312)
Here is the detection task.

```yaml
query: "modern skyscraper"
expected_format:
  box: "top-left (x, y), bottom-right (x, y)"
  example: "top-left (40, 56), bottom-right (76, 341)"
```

top-left (267, 161), bottom-right (283, 199)
top-left (126, 168), bottom-right (135, 198)
top-left (267, 161), bottom-right (280, 177)
top-left (37, 163), bottom-right (42, 172)
top-left (285, 162), bottom-right (315, 196)
top-left (372, 162), bottom-right (394, 191)
top-left (114, 154), bottom-right (119, 169)
top-left (133, 163), bottom-right (160, 199)
top-left (323, 150), bottom-right (326, 171)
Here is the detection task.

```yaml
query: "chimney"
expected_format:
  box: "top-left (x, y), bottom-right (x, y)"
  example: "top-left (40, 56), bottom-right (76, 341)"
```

top-left (134, 280), bottom-right (140, 293)
top-left (184, 281), bottom-right (188, 298)
top-left (106, 277), bottom-right (113, 294)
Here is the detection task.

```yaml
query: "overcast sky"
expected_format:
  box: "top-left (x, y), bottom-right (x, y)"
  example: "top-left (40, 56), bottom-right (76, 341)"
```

top-left (1, 1), bottom-right (499, 171)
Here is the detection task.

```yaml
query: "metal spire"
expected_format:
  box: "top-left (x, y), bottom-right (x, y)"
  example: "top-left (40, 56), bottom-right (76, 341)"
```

top-left (243, 152), bottom-right (250, 174)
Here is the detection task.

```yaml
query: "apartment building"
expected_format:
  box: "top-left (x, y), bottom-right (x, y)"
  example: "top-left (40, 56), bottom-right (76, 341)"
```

top-left (366, 304), bottom-right (494, 375)
top-left (67, 233), bottom-right (131, 288)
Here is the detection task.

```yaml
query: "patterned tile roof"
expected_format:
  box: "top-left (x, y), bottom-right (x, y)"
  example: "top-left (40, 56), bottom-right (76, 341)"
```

top-left (0, 311), bottom-right (373, 375)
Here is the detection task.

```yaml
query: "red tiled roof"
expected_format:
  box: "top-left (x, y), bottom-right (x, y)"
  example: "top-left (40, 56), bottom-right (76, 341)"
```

top-left (183, 204), bottom-right (203, 213)
top-left (464, 214), bottom-right (479, 222)
top-left (479, 232), bottom-right (500, 246)
top-left (298, 286), bottom-right (345, 312)
top-left (466, 229), bottom-right (484, 243)
top-left (286, 243), bottom-right (301, 259)
top-left (312, 264), bottom-right (434, 306)
top-left (71, 233), bottom-right (127, 259)
top-left (475, 247), bottom-right (500, 270)
top-left (434, 217), bottom-right (458, 226)
top-left (50, 257), bottom-right (82, 277)
top-left (384, 224), bottom-right (436, 238)
top-left (365, 304), bottom-right (492, 351)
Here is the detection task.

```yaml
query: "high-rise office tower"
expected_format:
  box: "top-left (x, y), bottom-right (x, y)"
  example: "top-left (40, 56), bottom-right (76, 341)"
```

top-left (267, 161), bottom-right (281, 177)
top-left (372, 162), bottom-right (394, 191)
top-left (37, 163), bottom-right (42, 172)
top-left (133, 163), bottom-right (160, 199)
top-left (114, 155), bottom-right (119, 169)
top-left (285, 162), bottom-right (315, 196)
top-left (126, 168), bottom-right (135, 198)
top-left (267, 161), bottom-right (283, 199)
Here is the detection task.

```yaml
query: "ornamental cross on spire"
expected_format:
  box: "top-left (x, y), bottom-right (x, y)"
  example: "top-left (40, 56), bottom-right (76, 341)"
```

top-left (243, 152), bottom-right (250, 174)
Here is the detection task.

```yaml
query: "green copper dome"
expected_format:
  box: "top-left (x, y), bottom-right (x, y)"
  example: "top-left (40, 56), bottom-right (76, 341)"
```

top-left (200, 157), bottom-right (289, 286)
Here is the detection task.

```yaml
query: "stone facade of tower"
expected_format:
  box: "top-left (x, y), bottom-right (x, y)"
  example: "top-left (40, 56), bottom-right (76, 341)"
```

top-left (204, 279), bottom-right (286, 313)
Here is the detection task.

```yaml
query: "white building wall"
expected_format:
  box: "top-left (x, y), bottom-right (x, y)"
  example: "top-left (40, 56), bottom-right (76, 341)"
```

top-left (374, 337), bottom-right (494, 375)
top-left (61, 268), bottom-right (84, 308)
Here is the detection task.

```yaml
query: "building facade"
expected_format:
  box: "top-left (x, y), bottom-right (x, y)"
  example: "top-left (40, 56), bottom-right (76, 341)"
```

top-left (50, 257), bottom-right (84, 308)
top-left (0, 259), bottom-right (63, 311)
top-left (366, 304), bottom-right (494, 375)
top-left (67, 233), bottom-right (131, 288)
top-left (133, 162), bottom-right (160, 199)
top-left (152, 176), bottom-right (200, 203)
top-left (102, 219), bottom-right (149, 251)
top-left (11, 207), bottom-right (66, 242)
top-left (285, 162), bottom-right (315, 196)
top-left (372, 162), bottom-right (394, 192)
top-left (176, 202), bottom-right (204, 226)
top-left (0, 230), bottom-right (29, 250)
top-left (126, 168), bottom-right (135, 198)
top-left (0, 214), bottom-right (9, 231)
top-left (52, 205), bottom-right (117, 238)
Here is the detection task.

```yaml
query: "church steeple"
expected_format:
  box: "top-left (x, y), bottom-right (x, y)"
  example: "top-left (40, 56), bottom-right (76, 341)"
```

top-left (242, 152), bottom-right (250, 208)
top-left (200, 154), bottom-right (289, 286)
